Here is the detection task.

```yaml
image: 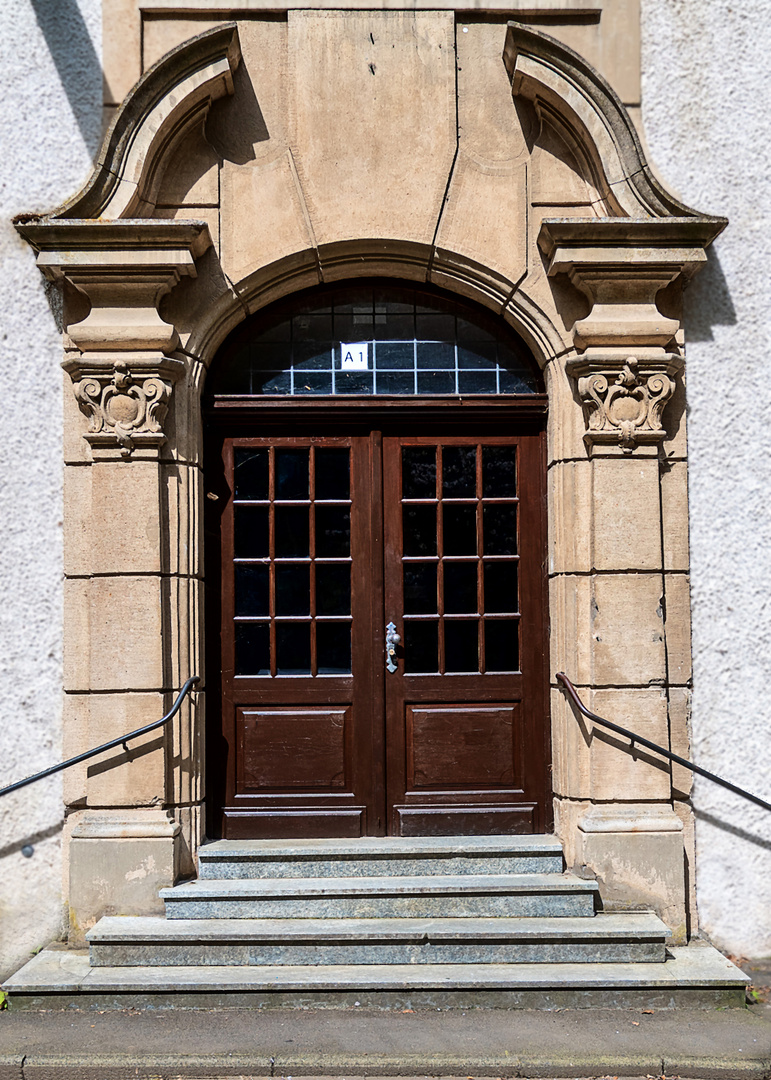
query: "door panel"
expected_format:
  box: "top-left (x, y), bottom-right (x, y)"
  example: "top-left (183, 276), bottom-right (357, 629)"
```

top-left (219, 436), bottom-right (383, 838)
top-left (383, 435), bottom-right (547, 835)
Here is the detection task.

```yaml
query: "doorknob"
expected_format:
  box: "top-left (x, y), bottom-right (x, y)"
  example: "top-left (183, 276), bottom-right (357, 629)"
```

top-left (385, 621), bottom-right (401, 673)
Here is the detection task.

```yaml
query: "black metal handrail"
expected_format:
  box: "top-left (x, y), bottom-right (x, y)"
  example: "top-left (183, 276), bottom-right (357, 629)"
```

top-left (556, 672), bottom-right (771, 813)
top-left (0, 677), bottom-right (200, 799)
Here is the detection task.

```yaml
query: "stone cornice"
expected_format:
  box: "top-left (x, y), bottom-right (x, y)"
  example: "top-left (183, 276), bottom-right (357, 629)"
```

top-left (538, 217), bottom-right (724, 354)
top-left (15, 219), bottom-right (211, 353)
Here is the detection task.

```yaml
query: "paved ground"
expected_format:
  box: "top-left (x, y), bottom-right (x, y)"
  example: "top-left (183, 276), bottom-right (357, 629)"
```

top-left (0, 988), bottom-right (770, 1080)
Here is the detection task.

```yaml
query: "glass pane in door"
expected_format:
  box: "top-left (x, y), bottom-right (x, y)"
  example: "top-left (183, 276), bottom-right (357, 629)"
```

top-left (232, 444), bottom-right (353, 676)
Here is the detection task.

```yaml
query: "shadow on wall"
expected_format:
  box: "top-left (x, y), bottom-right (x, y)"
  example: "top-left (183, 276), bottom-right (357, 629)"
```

top-left (0, 820), bottom-right (63, 862)
top-left (30, 0), bottom-right (103, 158)
top-left (683, 247), bottom-right (737, 343)
top-left (694, 809), bottom-right (771, 852)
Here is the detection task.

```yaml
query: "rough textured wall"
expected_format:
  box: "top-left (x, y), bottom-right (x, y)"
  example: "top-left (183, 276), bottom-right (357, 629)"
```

top-left (642, 0), bottom-right (771, 959)
top-left (0, 0), bottom-right (101, 978)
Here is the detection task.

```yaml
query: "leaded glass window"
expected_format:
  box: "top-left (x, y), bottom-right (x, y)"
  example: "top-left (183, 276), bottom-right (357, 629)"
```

top-left (208, 283), bottom-right (540, 397)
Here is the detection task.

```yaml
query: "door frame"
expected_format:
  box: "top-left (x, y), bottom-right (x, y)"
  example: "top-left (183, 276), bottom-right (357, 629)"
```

top-left (204, 396), bottom-right (552, 839)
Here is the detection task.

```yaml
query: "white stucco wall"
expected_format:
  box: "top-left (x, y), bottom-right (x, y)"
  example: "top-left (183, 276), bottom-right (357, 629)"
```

top-left (0, 0), bottom-right (101, 979)
top-left (642, 0), bottom-right (771, 959)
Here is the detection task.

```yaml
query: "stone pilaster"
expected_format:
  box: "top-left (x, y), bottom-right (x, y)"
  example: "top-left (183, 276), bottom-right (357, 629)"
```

top-left (540, 217), bottom-right (721, 940)
top-left (16, 219), bottom-right (210, 940)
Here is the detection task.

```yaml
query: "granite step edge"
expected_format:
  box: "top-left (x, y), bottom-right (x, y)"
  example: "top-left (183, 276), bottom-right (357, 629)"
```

top-left (87, 912), bottom-right (670, 944)
top-left (160, 872), bottom-right (599, 900)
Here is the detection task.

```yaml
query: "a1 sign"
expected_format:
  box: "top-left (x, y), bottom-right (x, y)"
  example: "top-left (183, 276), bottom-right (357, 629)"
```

top-left (340, 342), bottom-right (369, 370)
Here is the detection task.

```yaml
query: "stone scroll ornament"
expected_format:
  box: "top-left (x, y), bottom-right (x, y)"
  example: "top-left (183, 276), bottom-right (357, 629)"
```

top-left (575, 358), bottom-right (676, 453)
top-left (74, 361), bottom-right (172, 458)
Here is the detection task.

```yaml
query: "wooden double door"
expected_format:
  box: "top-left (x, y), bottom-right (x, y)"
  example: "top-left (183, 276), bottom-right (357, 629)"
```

top-left (211, 425), bottom-right (549, 838)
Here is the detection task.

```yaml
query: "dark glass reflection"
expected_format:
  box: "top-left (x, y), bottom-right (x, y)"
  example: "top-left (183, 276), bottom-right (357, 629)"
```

top-left (275, 506), bottom-right (309, 557)
top-left (444, 562), bottom-right (478, 614)
top-left (484, 562), bottom-right (518, 614)
top-left (316, 506), bottom-right (351, 557)
top-left (402, 447), bottom-right (436, 498)
top-left (317, 622), bottom-right (352, 674)
top-left (403, 620), bottom-right (439, 673)
top-left (442, 446), bottom-right (476, 498)
top-left (275, 449), bottom-right (309, 499)
top-left (485, 619), bottom-right (519, 672)
top-left (483, 446), bottom-right (517, 497)
top-left (235, 622), bottom-right (270, 676)
top-left (234, 505), bottom-right (269, 558)
top-left (443, 504), bottom-right (477, 555)
top-left (208, 284), bottom-right (541, 398)
top-left (403, 505), bottom-right (437, 556)
top-left (483, 504), bottom-right (517, 555)
top-left (234, 449), bottom-right (269, 500)
top-left (445, 620), bottom-right (479, 673)
top-left (235, 564), bottom-right (269, 617)
top-left (403, 563), bottom-right (437, 614)
top-left (316, 564), bottom-right (351, 615)
top-left (315, 448), bottom-right (350, 500)
top-left (275, 564), bottom-right (310, 616)
top-left (276, 623), bottom-right (311, 675)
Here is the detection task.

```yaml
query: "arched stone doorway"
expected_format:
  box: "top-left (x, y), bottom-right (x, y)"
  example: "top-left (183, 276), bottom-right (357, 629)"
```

top-left (15, 19), bottom-right (725, 940)
top-left (203, 280), bottom-right (550, 838)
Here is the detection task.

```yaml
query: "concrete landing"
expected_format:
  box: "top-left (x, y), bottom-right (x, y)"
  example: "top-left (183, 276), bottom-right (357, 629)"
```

top-left (0, 985), bottom-right (769, 1080)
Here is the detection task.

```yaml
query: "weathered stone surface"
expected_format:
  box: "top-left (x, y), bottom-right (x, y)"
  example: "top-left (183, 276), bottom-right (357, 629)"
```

top-left (61, 692), bottom-right (167, 808)
top-left (664, 572), bottom-right (693, 685)
top-left (161, 873), bottom-right (599, 920)
top-left (288, 12), bottom-right (456, 249)
top-left (660, 459), bottom-right (690, 571)
top-left (154, 122), bottom-right (219, 208)
top-left (220, 151), bottom-right (316, 286)
top-left (103, 0), bottom-right (141, 105)
top-left (668, 686), bottom-right (693, 798)
top-left (88, 912), bottom-right (668, 967)
top-left (590, 572), bottom-right (667, 685)
top-left (587, 687), bottom-right (671, 801)
top-left (67, 809), bottom-right (180, 943)
top-left (592, 457), bottom-right (662, 570)
top-left (548, 460), bottom-right (593, 574)
top-left (578, 803), bottom-right (687, 941)
top-left (4, 943), bottom-right (748, 1010)
top-left (63, 576), bottom-right (164, 693)
top-left (142, 18), bottom-right (221, 72)
top-left (198, 835), bottom-right (564, 878)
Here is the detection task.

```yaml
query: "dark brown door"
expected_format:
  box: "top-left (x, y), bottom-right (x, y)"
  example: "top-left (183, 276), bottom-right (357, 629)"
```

top-left (383, 436), bottom-right (547, 835)
top-left (215, 428), bottom-right (548, 838)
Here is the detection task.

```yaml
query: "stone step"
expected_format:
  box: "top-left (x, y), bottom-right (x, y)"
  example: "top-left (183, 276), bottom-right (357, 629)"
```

top-left (3, 943), bottom-right (749, 1011)
top-left (160, 873), bottom-right (599, 920)
top-left (197, 835), bottom-right (564, 879)
top-left (88, 912), bottom-right (669, 966)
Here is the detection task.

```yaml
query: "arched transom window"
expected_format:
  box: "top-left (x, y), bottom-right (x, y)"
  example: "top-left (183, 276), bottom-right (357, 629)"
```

top-left (209, 283), bottom-right (540, 397)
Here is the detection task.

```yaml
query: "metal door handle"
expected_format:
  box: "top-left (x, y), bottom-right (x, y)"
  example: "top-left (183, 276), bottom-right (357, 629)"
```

top-left (385, 621), bottom-right (401, 673)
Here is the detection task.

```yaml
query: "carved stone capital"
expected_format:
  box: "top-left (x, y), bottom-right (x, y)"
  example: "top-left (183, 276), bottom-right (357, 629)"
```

top-left (566, 353), bottom-right (683, 453)
top-left (70, 355), bottom-right (184, 459)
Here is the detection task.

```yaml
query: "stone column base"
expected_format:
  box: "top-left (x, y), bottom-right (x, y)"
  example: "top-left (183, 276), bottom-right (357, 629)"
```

top-left (67, 809), bottom-right (181, 945)
top-left (575, 803), bottom-right (687, 943)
